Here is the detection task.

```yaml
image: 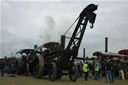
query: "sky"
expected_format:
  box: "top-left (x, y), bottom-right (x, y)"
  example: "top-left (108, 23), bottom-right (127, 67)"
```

top-left (0, 0), bottom-right (128, 58)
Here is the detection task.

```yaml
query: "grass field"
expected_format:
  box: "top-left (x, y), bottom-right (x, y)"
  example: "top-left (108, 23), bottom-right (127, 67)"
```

top-left (0, 74), bottom-right (128, 85)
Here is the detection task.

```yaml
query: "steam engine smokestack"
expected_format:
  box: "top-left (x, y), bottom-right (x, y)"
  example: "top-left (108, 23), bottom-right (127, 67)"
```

top-left (61, 35), bottom-right (65, 50)
top-left (105, 37), bottom-right (108, 52)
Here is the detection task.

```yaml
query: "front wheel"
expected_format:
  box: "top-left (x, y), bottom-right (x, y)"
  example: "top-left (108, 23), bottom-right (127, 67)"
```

top-left (48, 62), bottom-right (57, 81)
top-left (69, 64), bottom-right (78, 81)
top-left (16, 61), bottom-right (24, 75)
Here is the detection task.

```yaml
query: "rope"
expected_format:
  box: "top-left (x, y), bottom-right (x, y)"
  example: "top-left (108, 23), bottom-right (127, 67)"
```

top-left (63, 16), bottom-right (79, 35)
top-left (58, 16), bottom-right (79, 43)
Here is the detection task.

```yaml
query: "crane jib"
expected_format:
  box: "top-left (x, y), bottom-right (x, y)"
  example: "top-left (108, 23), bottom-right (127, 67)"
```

top-left (59, 4), bottom-right (98, 66)
top-left (66, 4), bottom-right (98, 51)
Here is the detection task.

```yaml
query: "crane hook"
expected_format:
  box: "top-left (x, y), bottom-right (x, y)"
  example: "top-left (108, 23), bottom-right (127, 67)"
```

top-left (90, 24), bottom-right (94, 28)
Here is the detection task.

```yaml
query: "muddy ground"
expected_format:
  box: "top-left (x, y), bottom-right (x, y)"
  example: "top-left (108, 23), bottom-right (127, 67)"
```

top-left (0, 74), bottom-right (128, 85)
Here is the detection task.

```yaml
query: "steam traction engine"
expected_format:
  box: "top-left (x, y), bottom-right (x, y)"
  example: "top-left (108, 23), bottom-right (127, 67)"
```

top-left (16, 49), bottom-right (39, 76)
top-left (33, 4), bottom-right (98, 81)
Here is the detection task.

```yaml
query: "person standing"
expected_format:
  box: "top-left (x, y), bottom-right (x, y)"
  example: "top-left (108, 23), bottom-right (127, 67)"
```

top-left (99, 62), bottom-right (103, 80)
top-left (88, 62), bottom-right (93, 78)
top-left (0, 59), bottom-right (5, 77)
top-left (118, 62), bottom-right (125, 80)
top-left (83, 62), bottom-right (89, 80)
top-left (77, 62), bottom-right (83, 78)
top-left (94, 61), bottom-right (99, 80)
top-left (111, 61), bottom-right (116, 82)
top-left (105, 59), bottom-right (112, 83)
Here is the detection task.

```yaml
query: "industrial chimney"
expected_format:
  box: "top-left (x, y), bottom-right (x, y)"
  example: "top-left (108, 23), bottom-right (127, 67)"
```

top-left (105, 37), bottom-right (108, 52)
top-left (83, 48), bottom-right (85, 63)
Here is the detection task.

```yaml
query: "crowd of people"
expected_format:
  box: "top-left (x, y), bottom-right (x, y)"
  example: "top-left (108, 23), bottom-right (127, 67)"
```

top-left (79, 59), bottom-right (127, 83)
top-left (0, 59), bottom-right (5, 77)
top-left (0, 57), bottom-right (127, 83)
top-left (0, 59), bottom-right (16, 77)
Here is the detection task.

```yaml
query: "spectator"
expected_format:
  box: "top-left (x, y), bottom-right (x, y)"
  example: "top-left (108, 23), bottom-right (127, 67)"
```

top-left (105, 59), bottom-right (112, 83)
top-left (118, 62), bottom-right (125, 80)
top-left (94, 61), bottom-right (99, 80)
top-left (99, 62), bottom-right (103, 80)
top-left (88, 62), bottom-right (93, 78)
top-left (0, 59), bottom-right (5, 77)
top-left (111, 61), bottom-right (116, 82)
top-left (77, 62), bottom-right (83, 78)
top-left (8, 60), bottom-right (16, 77)
top-left (83, 62), bottom-right (89, 80)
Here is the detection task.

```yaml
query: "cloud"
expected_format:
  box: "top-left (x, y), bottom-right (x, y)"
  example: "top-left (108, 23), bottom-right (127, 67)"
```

top-left (1, 29), bottom-right (35, 57)
top-left (1, 1), bottom-right (128, 58)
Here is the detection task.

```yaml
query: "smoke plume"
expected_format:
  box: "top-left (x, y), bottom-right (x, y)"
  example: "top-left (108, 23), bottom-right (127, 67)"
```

top-left (37, 16), bottom-right (56, 45)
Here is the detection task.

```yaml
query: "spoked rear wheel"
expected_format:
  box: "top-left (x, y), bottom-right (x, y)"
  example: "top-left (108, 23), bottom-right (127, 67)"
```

top-left (33, 56), bottom-right (44, 79)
